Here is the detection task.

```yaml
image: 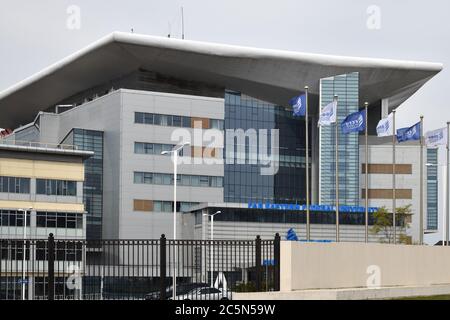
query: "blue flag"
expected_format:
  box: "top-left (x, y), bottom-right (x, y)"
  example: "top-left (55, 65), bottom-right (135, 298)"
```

top-left (341, 110), bottom-right (366, 134)
top-left (289, 94), bottom-right (306, 117)
top-left (397, 122), bottom-right (421, 143)
top-left (286, 228), bottom-right (298, 241)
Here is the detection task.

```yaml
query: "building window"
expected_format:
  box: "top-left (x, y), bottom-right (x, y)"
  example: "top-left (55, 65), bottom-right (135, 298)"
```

top-left (150, 201), bottom-right (198, 213)
top-left (36, 179), bottom-right (77, 196)
top-left (0, 240), bottom-right (30, 261)
top-left (36, 212), bottom-right (83, 229)
top-left (0, 176), bottom-right (30, 194)
top-left (0, 210), bottom-right (30, 227)
top-left (134, 142), bottom-right (176, 155)
top-left (134, 172), bottom-right (223, 188)
top-left (210, 119), bottom-right (224, 130)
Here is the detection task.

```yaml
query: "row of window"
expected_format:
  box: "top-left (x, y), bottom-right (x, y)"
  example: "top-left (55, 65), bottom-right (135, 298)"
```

top-left (0, 241), bottom-right (82, 261)
top-left (193, 208), bottom-right (385, 226)
top-left (134, 199), bottom-right (199, 212)
top-left (134, 172), bottom-right (223, 188)
top-left (134, 112), bottom-right (224, 129)
top-left (0, 210), bottom-right (83, 229)
top-left (0, 177), bottom-right (77, 196)
top-left (155, 201), bottom-right (198, 212)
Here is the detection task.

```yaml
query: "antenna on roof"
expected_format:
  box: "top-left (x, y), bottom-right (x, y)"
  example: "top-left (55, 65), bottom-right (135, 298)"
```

top-left (168, 22), bottom-right (171, 38)
top-left (181, 6), bottom-right (185, 39)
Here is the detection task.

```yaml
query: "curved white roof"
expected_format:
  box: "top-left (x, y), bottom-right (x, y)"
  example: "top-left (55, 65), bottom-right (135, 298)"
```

top-left (0, 32), bottom-right (443, 128)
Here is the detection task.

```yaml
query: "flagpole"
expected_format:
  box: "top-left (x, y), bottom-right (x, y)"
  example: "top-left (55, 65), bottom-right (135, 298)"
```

top-left (364, 102), bottom-right (369, 243)
top-left (446, 121), bottom-right (450, 245)
top-left (392, 109), bottom-right (397, 244)
top-left (305, 86), bottom-right (310, 241)
top-left (420, 115), bottom-right (424, 245)
top-left (334, 95), bottom-right (340, 242)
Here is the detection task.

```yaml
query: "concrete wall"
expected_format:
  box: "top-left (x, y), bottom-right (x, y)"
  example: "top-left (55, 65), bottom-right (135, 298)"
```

top-left (281, 241), bottom-right (450, 291)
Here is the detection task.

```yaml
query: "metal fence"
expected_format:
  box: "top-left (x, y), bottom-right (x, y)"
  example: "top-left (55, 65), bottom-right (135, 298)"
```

top-left (0, 233), bottom-right (280, 300)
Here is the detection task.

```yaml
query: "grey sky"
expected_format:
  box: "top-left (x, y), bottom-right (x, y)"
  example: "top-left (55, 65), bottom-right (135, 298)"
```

top-left (0, 0), bottom-right (449, 243)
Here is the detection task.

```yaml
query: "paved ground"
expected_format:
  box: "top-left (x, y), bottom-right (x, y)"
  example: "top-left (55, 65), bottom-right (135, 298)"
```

top-left (397, 295), bottom-right (450, 300)
top-left (234, 284), bottom-right (450, 300)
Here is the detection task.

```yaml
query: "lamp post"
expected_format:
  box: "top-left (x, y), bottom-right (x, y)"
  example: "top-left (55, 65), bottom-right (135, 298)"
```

top-left (203, 210), bottom-right (221, 287)
top-left (18, 207), bottom-right (32, 300)
top-left (364, 102), bottom-right (369, 243)
top-left (161, 141), bottom-right (190, 300)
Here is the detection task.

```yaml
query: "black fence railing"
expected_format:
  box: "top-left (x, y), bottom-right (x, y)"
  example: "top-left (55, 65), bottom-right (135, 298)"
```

top-left (0, 233), bottom-right (280, 300)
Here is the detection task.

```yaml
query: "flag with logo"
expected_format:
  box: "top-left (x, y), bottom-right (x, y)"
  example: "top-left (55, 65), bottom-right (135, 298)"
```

top-left (289, 94), bottom-right (306, 117)
top-left (318, 101), bottom-right (337, 126)
top-left (341, 110), bottom-right (366, 134)
top-left (376, 113), bottom-right (394, 137)
top-left (425, 127), bottom-right (447, 147)
top-left (396, 122), bottom-right (421, 143)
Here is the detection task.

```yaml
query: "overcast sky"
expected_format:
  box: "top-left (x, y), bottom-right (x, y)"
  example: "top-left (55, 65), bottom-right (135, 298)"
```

top-left (0, 0), bottom-right (449, 243)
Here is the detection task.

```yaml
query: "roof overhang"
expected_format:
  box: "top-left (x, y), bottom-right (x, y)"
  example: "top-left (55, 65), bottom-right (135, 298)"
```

top-left (0, 32), bottom-right (443, 128)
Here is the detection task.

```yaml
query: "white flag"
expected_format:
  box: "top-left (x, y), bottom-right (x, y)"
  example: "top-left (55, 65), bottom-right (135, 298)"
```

top-left (425, 127), bottom-right (447, 148)
top-left (318, 101), bottom-right (337, 126)
top-left (376, 113), bottom-right (394, 137)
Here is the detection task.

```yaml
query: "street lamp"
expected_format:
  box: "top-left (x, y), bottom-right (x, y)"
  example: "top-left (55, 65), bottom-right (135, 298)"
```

top-left (18, 207), bottom-right (32, 300)
top-left (161, 141), bottom-right (190, 300)
top-left (203, 210), bottom-right (221, 287)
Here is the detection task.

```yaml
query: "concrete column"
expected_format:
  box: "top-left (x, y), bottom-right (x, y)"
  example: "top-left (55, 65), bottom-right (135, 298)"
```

top-left (30, 210), bottom-right (36, 238)
top-left (30, 178), bottom-right (36, 202)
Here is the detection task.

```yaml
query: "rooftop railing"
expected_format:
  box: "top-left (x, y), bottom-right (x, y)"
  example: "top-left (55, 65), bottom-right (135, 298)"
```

top-left (0, 139), bottom-right (78, 151)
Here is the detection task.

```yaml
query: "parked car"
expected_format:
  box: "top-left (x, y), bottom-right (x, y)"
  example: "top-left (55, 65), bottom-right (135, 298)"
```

top-left (172, 287), bottom-right (231, 300)
top-left (145, 282), bottom-right (209, 300)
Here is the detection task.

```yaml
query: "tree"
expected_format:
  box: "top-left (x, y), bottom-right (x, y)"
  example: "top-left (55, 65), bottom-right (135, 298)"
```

top-left (370, 205), bottom-right (412, 244)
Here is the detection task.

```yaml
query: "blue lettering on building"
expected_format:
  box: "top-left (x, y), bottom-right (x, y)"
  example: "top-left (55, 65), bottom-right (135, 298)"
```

top-left (248, 202), bottom-right (378, 213)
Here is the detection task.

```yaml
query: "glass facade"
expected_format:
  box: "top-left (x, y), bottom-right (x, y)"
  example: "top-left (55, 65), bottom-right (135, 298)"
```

top-left (69, 129), bottom-right (104, 240)
top-left (319, 73), bottom-right (360, 206)
top-left (427, 148), bottom-right (438, 230)
top-left (194, 207), bottom-right (377, 226)
top-left (224, 91), bottom-right (307, 204)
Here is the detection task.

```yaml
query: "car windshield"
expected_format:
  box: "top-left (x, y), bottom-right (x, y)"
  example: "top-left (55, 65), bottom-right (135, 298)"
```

top-left (185, 287), bottom-right (202, 295)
